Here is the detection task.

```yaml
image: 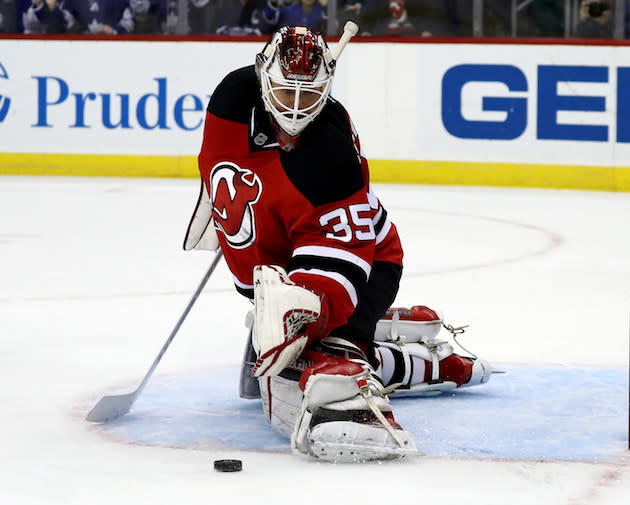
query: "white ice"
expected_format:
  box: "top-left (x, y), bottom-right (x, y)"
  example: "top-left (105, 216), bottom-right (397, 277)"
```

top-left (1, 176), bottom-right (629, 504)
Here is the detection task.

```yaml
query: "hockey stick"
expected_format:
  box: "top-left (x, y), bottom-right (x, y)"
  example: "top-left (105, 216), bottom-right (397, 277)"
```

top-left (86, 250), bottom-right (224, 423)
top-left (333, 21), bottom-right (359, 62)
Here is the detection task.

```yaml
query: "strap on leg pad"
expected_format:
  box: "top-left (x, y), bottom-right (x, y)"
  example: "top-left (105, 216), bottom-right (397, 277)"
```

top-left (377, 340), bottom-right (455, 395)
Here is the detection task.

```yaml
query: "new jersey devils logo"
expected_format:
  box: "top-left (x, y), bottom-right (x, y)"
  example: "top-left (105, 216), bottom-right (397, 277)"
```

top-left (210, 162), bottom-right (262, 249)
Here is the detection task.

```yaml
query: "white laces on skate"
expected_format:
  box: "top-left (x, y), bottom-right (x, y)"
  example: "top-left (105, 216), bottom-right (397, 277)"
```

top-left (356, 374), bottom-right (407, 449)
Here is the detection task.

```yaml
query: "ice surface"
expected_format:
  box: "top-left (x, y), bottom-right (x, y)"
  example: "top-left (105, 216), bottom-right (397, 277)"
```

top-left (1, 176), bottom-right (629, 505)
top-left (103, 365), bottom-right (627, 462)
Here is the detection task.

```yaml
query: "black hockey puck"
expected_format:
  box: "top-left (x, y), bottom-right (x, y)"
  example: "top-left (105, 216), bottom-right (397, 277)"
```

top-left (213, 459), bottom-right (242, 472)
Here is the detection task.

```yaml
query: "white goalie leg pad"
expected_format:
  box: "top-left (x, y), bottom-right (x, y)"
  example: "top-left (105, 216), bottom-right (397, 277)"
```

top-left (376, 341), bottom-right (493, 397)
top-left (291, 368), bottom-right (418, 462)
top-left (252, 265), bottom-right (322, 376)
top-left (374, 308), bottom-right (443, 343)
top-left (259, 375), bottom-right (304, 439)
top-left (374, 306), bottom-right (495, 397)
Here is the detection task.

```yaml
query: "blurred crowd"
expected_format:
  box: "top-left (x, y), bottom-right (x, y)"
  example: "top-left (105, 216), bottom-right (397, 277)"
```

top-left (0, 0), bottom-right (628, 38)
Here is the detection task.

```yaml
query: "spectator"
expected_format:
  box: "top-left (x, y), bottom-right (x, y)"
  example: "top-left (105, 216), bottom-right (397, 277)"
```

top-left (386, 0), bottom-right (415, 35)
top-left (522, 0), bottom-right (564, 37)
top-left (341, 0), bottom-right (423, 37)
top-left (481, 0), bottom-right (510, 37)
top-left (263, 0), bottom-right (326, 34)
top-left (469, 0), bottom-right (539, 37)
top-left (1, 0), bottom-right (18, 33)
top-left (15, 0), bottom-right (32, 32)
top-left (405, 0), bottom-right (472, 37)
top-left (215, 0), bottom-right (264, 35)
top-left (576, 0), bottom-right (613, 37)
top-left (188, 0), bottom-right (262, 34)
top-left (22, 0), bottom-right (136, 34)
top-left (164, 0), bottom-right (178, 32)
top-left (357, 0), bottom-right (389, 35)
top-left (129, 0), bottom-right (168, 33)
top-left (340, 0), bottom-right (363, 23)
top-left (188, 0), bottom-right (221, 34)
top-left (22, 0), bottom-right (74, 33)
top-left (334, 0), bottom-right (366, 36)
top-left (67, 0), bottom-right (136, 33)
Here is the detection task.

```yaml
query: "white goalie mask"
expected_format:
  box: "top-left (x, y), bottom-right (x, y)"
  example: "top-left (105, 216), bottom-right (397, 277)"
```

top-left (256, 25), bottom-right (335, 138)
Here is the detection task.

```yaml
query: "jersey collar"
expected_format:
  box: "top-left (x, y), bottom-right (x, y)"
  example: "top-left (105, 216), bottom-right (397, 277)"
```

top-left (249, 104), bottom-right (280, 152)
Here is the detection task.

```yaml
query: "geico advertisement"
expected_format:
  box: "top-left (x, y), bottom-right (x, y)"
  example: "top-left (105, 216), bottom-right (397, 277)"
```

top-left (0, 40), bottom-right (629, 166)
top-left (338, 42), bottom-right (630, 166)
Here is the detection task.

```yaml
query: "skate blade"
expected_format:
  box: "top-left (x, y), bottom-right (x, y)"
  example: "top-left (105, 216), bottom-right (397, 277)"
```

top-left (309, 441), bottom-right (423, 463)
top-left (389, 380), bottom-right (458, 397)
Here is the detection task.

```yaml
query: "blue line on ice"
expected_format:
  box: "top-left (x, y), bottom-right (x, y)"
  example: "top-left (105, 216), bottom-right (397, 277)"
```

top-left (99, 365), bottom-right (628, 462)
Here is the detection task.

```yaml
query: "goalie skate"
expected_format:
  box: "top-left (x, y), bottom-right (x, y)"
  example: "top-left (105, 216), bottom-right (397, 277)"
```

top-left (306, 420), bottom-right (418, 463)
top-left (290, 337), bottom-right (420, 463)
top-left (374, 306), bottom-right (497, 397)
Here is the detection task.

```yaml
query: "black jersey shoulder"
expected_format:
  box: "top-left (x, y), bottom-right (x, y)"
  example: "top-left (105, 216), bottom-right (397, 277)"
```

top-left (280, 98), bottom-right (365, 207)
top-left (207, 65), bottom-right (258, 124)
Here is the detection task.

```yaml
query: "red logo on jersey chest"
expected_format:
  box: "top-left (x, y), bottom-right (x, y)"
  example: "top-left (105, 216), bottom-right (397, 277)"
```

top-left (210, 162), bottom-right (262, 249)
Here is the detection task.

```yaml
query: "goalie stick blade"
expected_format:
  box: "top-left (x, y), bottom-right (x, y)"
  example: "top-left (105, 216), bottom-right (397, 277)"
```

top-left (85, 252), bottom-right (224, 424)
top-left (85, 392), bottom-right (136, 423)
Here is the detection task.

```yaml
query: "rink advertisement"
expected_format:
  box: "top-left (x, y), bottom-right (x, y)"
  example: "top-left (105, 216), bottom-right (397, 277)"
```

top-left (0, 38), bottom-right (628, 190)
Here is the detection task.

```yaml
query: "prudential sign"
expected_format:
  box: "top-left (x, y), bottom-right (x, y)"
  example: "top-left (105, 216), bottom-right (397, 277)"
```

top-left (31, 76), bottom-right (210, 132)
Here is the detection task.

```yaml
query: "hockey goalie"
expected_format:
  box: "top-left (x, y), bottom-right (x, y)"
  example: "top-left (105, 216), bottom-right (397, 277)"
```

top-left (184, 24), bottom-right (494, 462)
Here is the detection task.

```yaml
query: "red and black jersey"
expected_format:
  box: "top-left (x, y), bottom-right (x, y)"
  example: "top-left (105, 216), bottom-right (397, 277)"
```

top-left (197, 65), bottom-right (403, 335)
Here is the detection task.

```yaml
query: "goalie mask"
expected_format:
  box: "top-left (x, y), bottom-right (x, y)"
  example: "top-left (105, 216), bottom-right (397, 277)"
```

top-left (256, 25), bottom-right (335, 139)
